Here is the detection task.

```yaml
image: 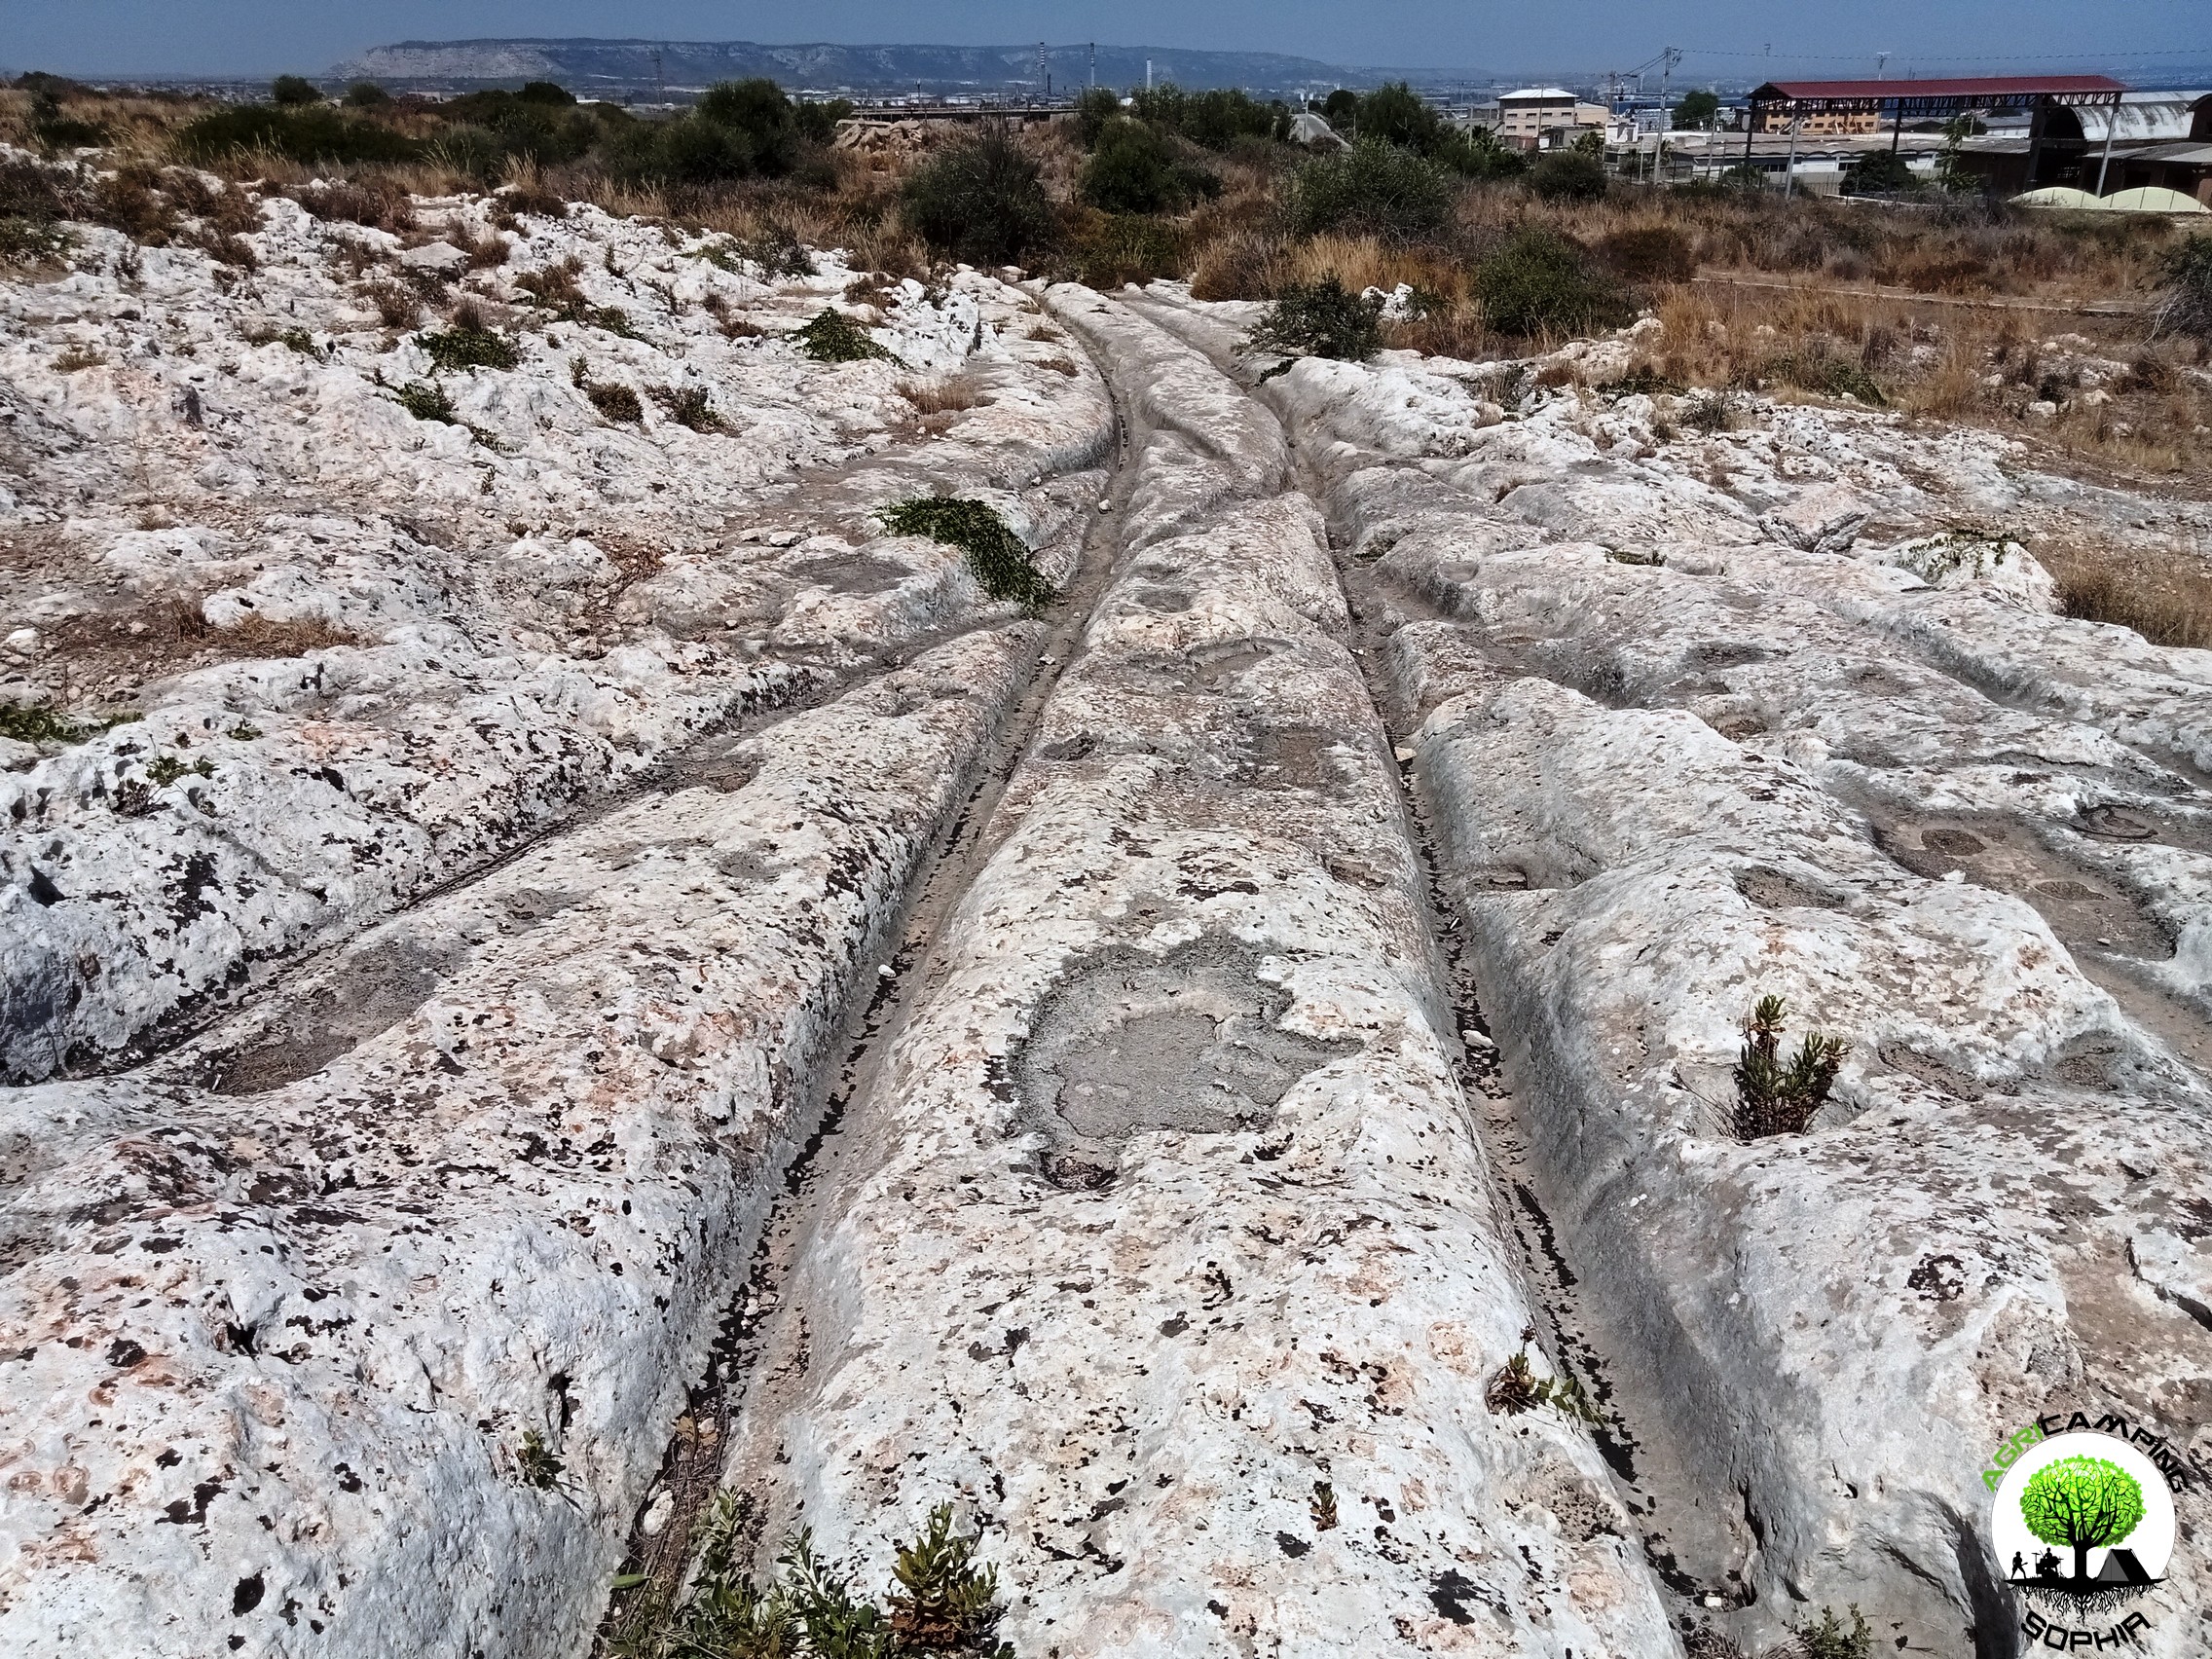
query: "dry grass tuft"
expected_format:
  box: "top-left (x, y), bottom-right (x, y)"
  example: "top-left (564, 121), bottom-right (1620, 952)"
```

top-left (2039, 542), bottom-right (2212, 649)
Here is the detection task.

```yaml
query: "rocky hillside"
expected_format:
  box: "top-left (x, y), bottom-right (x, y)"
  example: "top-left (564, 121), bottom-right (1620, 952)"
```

top-left (3, 151), bottom-right (2210, 1659)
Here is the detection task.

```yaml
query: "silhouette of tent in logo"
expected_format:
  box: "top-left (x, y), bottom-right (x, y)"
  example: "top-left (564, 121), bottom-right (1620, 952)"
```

top-left (2093, 1549), bottom-right (2157, 1586)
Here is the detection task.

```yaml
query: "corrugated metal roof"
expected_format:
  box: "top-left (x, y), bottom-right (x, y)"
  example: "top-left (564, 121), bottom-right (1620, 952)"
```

top-left (1752, 75), bottom-right (2126, 101)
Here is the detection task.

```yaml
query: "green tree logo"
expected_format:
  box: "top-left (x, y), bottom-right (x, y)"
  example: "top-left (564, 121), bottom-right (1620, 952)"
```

top-left (2019, 1456), bottom-right (2146, 1583)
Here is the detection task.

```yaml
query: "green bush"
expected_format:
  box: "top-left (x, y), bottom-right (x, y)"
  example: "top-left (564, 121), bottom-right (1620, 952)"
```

top-left (793, 96), bottom-right (854, 143)
top-left (606, 78), bottom-right (807, 184)
top-left (612, 1497), bottom-right (1011, 1659)
top-left (1473, 225), bottom-right (1629, 339)
top-left (1530, 149), bottom-right (1608, 203)
top-left (1353, 82), bottom-right (1448, 155)
top-left (1765, 350), bottom-right (1886, 405)
top-left (1079, 119), bottom-right (1218, 215)
top-left (1284, 138), bottom-right (1452, 241)
top-left (882, 497), bottom-right (1053, 606)
top-left (343, 81), bottom-right (390, 108)
top-left (393, 381), bottom-right (459, 424)
top-left (903, 132), bottom-right (1057, 267)
top-left (1075, 87), bottom-right (1122, 147)
top-left (518, 80), bottom-right (574, 105)
top-left (586, 382), bottom-right (643, 423)
top-left (2157, 234), bottom-right (2212, 340)
top-left (1438, 126), bottom-right (1529, 179)
top-left (1248, 276), bottom-right (1383, 361)
top-left (177, 106), bottom-right (422, 166)
top-left (1127, 83), bottom-right (1286, 151)
top-left (1847, 149), bottom-right (1919, 196)
top-left (1075, 213), bottom-right (1186, 288)
top-left (1734, 994), bottom-right (1850, 1138)
top-left (420, 323), bottom-right (521, 371)
top-left (795, 308), bottom-right (894, 364)
top-left (270, 75), bottom-right (321, 107)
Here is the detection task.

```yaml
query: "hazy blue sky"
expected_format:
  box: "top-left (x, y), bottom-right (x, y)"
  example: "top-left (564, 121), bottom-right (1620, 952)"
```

top-left (8, 0), bottom-right (2208, 81)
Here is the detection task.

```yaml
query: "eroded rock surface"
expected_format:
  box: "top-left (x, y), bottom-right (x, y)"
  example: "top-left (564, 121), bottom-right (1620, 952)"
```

top-left (714, 290), bottom-right (1679, 1657)
top-left (1, 178), bottom-right (1108, 1080)
top-left (1131, 285), bottom-right (2212, 1655)
top-left (0, 177), bottom-right (1115, 1658)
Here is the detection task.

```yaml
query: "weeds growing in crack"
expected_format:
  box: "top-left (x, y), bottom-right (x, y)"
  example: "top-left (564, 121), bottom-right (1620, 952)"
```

top-left (1733, 994), bottom-right (1849, 1139)
top-left (393, 379), bottom-right (459, 424)
top-left (796, 309), bottom-right (894, 365)
top-left (1309, 1482), bottom-right (1338, 1531)
top-left (1791, 1604), bottom-right (1873, 1659)
top-left (881, 498), bottom-right (1052, 608)
top-left (649, 384), bottom-right (726, 432)
top-left (515, 1427), bottom-right (576, 1502)
top-left (611, 1493), bottom-right (1011, 1658)
top-left (1485, 1330), bottom-right (1602, 1424)
top-left (0, 701), bottom-right (138, 746)
top-left (420, 318), bottom-right (521, 372)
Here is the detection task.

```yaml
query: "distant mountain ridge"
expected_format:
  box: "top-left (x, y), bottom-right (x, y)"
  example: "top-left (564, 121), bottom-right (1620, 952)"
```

top-left (329, 37), bottom-right (1382, 96)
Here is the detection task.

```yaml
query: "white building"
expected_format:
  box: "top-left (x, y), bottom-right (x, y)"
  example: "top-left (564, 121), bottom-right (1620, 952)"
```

top-left (1496, 87), bottom-right (1609, 150)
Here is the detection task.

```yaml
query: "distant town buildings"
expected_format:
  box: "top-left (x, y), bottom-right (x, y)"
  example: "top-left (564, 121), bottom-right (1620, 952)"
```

top-left (1495, 87), bottom-right (1609, 150)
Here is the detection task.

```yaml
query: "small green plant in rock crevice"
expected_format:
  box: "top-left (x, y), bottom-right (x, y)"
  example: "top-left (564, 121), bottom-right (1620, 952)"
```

top-left (1484, 1330), bottom-right (1602, 1424)
top-left (420, 320), bottom-right (521, 372)
top-left (611, 1494), bottom-right (1011, 1658)
top-left (1, 701), bottom-right (140, 746)
top-left (393, 380), bottom-right (459, 424)
top-left (1791, 1604), bottom-right (1873, 1659)
top-left (796, 308), bottom-right (895, 364)
top-left (1733, 993), bottom-right (1849, 1138)
top-left (515, 1426), bottom-right (569, 1492)
top-left (881, 497), bottom-right (1053, 608)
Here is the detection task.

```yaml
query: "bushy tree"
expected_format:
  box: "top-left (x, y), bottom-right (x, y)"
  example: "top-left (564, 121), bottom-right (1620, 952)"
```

top-left (1080, 118), bottom-right (1218, 215)
top-left (1848, 149), bottom-right (1919, 196)
top-left (1356, 82), bottom-right (1448, 155)
top-left (793, 96), bottom-right (854, 143)
top-left (1673, 89), bottom-right (1720, 129)
top-left (343, 81), bottom-right (390, 108)
top-left (1530, 148), bottom-right (1608, 202)
top-left (903, 131), bottom-right (1057, 266)
top-left (1320, 89), bottom-right (1360, 125)
top-left (1075, 86), bottom-right (1122, 147)
top-left (1285, 137), bottom-right (1452, 240)
top-left (1473, 225), bottom-right (1631, 339)
top-left (1248, 276), bottom-right (1384, 360)
top-left (271, 75), bottom-right (321, 106)
top-left (517, 80), bottom-right (574, 105)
